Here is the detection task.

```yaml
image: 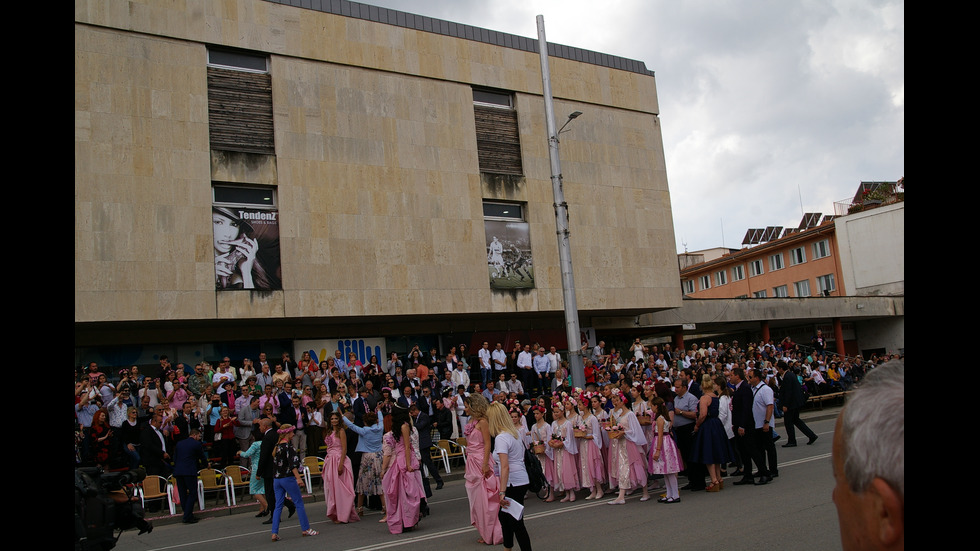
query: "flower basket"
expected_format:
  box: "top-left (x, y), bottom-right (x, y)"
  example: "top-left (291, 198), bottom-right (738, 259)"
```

top-left (608, 430), bottom-right (625, 440)
top-left (573, 429), bottom-right (587, 438)
top-left (532, 443), bottom-right (546, 454)
top-left (637, 416), bottom-right (653, 426)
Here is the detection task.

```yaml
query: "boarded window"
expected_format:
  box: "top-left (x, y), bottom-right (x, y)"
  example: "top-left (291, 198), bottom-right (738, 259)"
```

top-left (207, 51), bottom-right (274, 154)
top-left (474, 89), bottom-right (523, 175)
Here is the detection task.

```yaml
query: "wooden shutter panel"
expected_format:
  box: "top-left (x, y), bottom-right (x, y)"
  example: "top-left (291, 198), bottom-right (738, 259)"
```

top-left (207, 67), bottom-right (275, 154)
top-left (474, 104), bottom-right (523, 175)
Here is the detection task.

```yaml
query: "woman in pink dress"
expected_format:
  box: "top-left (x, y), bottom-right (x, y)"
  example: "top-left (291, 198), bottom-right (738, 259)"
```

top-left (606, 389), bottom-right (650, 504)
top-left (322, 411), bottom-right (360, 523)
top-left (647, 397), bottom-right (684, 503)
top-left (578, 394), bottom-right (606, 500)
top-left (463, 394), bottom-right (502, 545)
top-left (548, 403), bottom-right (580, 502)
top-left (381, 405), bottom-right (423, 534)
top-left (529, 405), bottom-right (554, 501)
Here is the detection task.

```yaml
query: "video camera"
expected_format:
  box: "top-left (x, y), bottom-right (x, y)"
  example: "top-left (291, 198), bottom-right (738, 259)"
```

top-left (74, 467), bottom-right (152, 551)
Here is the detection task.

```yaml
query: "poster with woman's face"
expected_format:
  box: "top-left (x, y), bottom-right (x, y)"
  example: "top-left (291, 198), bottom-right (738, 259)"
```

top-left (212, 206), bottom-right (282, 290)
top-left (484, 219), bottom-right (534, 289)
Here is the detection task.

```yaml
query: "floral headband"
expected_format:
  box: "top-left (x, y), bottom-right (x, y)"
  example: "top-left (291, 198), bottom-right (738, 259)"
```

top-left (278, 425), bottom-right (296, 435)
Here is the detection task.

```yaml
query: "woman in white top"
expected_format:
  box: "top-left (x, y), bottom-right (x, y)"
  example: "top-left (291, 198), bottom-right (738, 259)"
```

top-left (714, 375), bottom-right (735, 476)
top-left (488, 402), bottom-right (532, 551)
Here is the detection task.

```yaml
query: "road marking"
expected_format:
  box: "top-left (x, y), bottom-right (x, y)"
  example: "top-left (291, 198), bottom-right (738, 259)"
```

top-left (136, 451), bottom-right (836, 551)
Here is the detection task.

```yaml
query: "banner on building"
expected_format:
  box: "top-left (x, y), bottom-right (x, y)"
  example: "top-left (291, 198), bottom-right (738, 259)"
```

top-left (213, 206), bottom-right (282, 290)
top-left (485, 220), bottom-right (534, 289)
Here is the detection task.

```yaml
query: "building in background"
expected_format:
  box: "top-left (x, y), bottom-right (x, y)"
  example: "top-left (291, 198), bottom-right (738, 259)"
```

top-left (672, 181), bottom-right (904, 357)
top-left (75, 0), bottom-right (680, 367)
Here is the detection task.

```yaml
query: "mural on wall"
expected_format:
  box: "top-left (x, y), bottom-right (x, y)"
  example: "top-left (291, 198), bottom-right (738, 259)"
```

top-left (295, 338), bottom-right (385, 370)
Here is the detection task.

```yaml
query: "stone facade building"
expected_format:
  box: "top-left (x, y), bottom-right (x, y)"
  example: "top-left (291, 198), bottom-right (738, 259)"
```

top-left (75, 0), bottom-right (680, 360)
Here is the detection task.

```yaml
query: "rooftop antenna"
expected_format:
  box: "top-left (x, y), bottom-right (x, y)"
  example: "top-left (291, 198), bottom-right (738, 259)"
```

top-left (798, 183), bottom-right (805, 218)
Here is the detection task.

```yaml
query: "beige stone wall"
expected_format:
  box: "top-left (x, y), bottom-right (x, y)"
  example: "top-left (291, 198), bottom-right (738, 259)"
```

top-left (75, 25), bottom-right (216, 322)
top-left (75, 0), bottom-right (680, 323)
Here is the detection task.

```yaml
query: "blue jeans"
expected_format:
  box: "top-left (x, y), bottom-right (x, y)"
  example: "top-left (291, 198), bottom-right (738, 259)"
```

top-left (272, 477), bottom-right (310, 534)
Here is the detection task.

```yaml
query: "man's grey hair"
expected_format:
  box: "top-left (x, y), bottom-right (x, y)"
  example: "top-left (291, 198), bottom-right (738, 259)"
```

top-left (840, 359), bottom-right (904, 500)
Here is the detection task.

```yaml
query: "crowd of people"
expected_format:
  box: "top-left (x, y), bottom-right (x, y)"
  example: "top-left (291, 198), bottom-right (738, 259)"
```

top-left (74, 336), bottom-right (897, 548)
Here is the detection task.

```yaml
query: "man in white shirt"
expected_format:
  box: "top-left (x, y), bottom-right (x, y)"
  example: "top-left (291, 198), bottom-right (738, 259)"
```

top-left (517, 344), bottom-right (534, 397)
top-left (591, 341), bottom-right (606, 364)
top-left (546, 347), bottom-right (561, 376)
top-left (749, 368), bottom-right (778, 484)
top-left (212, 358), bottom-right (235, 395)
top-left (452, 361), bottom-right (470, 391)
top-left (478, 341), bottom-right (493, 386)
top-left (491, 343), bottom-right (508, 378)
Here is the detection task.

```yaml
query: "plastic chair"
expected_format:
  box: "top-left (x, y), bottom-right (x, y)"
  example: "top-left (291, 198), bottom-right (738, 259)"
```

top-left (223, 465), bottom-right (251, 505)
top-left (429, 444), bottom-right (450, 474)
top-left (302, 456), bottom-right (324, 492)
top-left (137, 475), bottom-right (176, 515)
top-left (455, 437), bottom-right (468, 459)
top-left (197, 468), bottom-right (230, 508)
top-left (437, 439), bottom-right (465, 470)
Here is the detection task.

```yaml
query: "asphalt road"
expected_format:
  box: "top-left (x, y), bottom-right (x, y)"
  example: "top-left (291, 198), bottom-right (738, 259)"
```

top-left (118, 409), bottom-right (843, 551)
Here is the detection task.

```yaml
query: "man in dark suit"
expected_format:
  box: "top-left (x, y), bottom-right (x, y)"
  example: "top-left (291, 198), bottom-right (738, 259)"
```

top-left (258, 418), bottom-right (294, 524)
top-left (777, 361), bottom-right (818, 447)
top-left (140, 414), bottom-right (172, 477)
top-left (683, 368), bottom-right (703, 399)
top-left (433, 397), bottom-right (454, 440)
top-left (352, 387), bottom-right (373, 426)
top-left (173, 429), bottom-right (207, 523)
top-left (173, 400), bottom-right (201, 442)
top-left (397, 382), bottom-right (418, 409)
top-left (730, 367), bottom-right (756, 485)
top-left (278, 395), bottom-right (311, 459)
top-left (410, 403), bottom-right (443, 490)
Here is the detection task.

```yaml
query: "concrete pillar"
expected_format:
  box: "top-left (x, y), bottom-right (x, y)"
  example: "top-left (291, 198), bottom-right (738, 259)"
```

top-left (833, 318), bottom-right (845, 357)
top-left (673, 330), bottom-right (685, 354)
top-left (761, 320), bottom-right (770, 343)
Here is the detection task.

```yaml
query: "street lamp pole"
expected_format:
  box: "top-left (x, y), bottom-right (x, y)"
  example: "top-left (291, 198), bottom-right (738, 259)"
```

top-left (537, 15), bottom-right (585, 389)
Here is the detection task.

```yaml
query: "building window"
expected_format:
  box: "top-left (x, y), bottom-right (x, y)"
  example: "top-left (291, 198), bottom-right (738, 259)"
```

top-left (773, 285), bottom-right (789, 298)
top-left (699, 275), bottom-right (711, 291)
top-left (753, 290), bottom-right (768, 298)
top-left (732, 265), bottom-right (745, 281)
top-left (207, 48), bottom-right (274, 154)
top-left (715, 270), bottom-right (728, 286)
top-left (212, 184), bottom-right (281, 291)
top-left (735, 294), bottom-right (749, 299)
top-left (750, 259), bottom-right (764, 277)
top-left (794, 279), bottom-right (811, 297)
top-left (683, 280), bottom-right (695, 294)
top-left (790, 246), bottom-right (806, 265)
top-left (813, 239), bottom-right (830, 259)
top-left (484, 201), bottom-right (533, 289)
top-left (769, 253), bottom-right (784, 271)
top-left (816, 273), bottom-right (836, 295)
top-left (473, 88), bottom-right (523, 175)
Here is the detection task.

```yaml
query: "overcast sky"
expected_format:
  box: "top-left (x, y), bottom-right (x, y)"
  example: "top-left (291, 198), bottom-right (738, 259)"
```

top-left (363, 0), bottom-right (904, 253)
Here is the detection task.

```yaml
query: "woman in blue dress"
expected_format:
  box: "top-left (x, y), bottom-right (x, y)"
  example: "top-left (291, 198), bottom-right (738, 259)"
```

top-left (691, 374), bottom-right (734, 492)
